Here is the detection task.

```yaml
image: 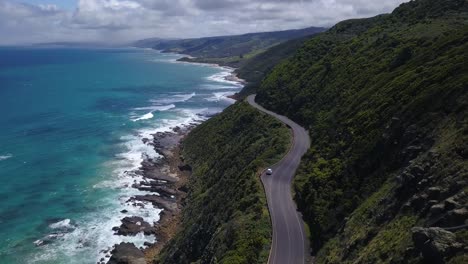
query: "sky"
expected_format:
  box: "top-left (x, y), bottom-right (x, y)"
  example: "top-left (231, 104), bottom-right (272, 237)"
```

top-left (1, 0), bottom-right (409, 45)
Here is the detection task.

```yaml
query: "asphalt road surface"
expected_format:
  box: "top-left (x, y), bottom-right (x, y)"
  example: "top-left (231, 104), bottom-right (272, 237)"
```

top-left (247, 94), bottom-right (311, 264)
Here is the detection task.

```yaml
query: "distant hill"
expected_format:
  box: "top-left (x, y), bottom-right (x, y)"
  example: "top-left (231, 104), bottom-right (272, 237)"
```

top-left (32, 42), bottom-right (123, 48)
top-left (134, 26), bottom-right (325, 67)
top-left (232, 35), bottom-right (313, 98)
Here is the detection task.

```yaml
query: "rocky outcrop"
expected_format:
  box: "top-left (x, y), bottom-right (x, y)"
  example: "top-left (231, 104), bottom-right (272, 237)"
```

top-left (177, 163), bottom-right (192, 171)
top-left (130, 194), bottom-right (177, 212)
top-left (132, 181), bottom-right (177, 198)
top-left (412, 227), bottom-right (464, 263)
top-left (113, 216), bottom-right (155, 236)
top-left (106, 243), bottom-right (146, 264)
top-left (104, 124), bottom-right (195, 263)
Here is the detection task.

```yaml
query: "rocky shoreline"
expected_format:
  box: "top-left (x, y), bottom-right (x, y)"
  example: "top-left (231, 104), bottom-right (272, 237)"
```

top-left (105, 124), bottom-right (196, 264)
top-left (103, 56), bottom-right (244, 264)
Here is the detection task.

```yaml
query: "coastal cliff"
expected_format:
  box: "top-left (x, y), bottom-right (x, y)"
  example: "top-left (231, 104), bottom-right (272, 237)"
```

top-left (153, 0), bottom-right (467, 263)
top-left (156, 102), bottom-right (290, 263)
top-left (255, 0), bottom-right (467, 262)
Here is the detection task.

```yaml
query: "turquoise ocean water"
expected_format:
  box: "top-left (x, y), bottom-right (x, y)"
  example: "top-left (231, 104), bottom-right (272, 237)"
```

top-left (0, 47), bottom-right (241, 263)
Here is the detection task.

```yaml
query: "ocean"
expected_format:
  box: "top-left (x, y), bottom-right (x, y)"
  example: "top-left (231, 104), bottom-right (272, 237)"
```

top-left (0, 47), bottom-right (241, 263)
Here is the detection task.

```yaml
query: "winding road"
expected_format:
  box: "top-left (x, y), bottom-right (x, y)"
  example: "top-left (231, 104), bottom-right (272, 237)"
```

top-left (247, 95), bottom-right (311, 264)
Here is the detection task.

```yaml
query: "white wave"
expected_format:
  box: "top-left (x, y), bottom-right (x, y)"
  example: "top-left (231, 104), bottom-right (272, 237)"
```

top-left (0, 154), bottom-right (12, 161)
top-left (205, 92), bottom-right (236, 103)
top-left (77, 111), bottom-right (209, 262)
top-left (30, 122), bottom-right (171, 262)
top-left (31, 198), bottom-right (161, 264)
top-left (206, 70), bottom-right (244, 87)
top-left (149, 58), bottom-right (178, 63)
top-left (35, 130), bottom-right (164, 262)
top-left (133, 104), bottom-right (176, 112)
top-left (149, 93), bottom-right (196, 104)
top-left (30, 86), bottom-right (232, 263)
top-left (132, 112), bottom-right (154, 122)
top-left (49, 219), bottom-right (74, 230)
top-left (199, 84), bottom-right (240, 90)
top-left (131, 104), bottom-right (177, 122)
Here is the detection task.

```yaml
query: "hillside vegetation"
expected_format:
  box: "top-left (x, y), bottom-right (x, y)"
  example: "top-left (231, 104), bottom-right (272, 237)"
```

top-left (135, 27), bottom-right (324, 68)
top-left (233, 36), bottom-right (313, 98)
top-left (157, 102), bottom-right (290, 264)
top-left (254, 0), bottom-right (467, 262)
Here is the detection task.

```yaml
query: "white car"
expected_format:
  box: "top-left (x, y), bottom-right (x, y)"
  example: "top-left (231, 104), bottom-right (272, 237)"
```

top-left (266, 168), bottom-right (273, 175)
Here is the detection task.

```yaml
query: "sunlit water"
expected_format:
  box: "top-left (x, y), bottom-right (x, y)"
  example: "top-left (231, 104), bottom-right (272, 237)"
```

top-left (0, 47), bottom-right (242, 263)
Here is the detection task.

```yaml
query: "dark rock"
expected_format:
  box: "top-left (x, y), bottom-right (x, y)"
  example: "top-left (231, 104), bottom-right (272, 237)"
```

top-left (448, 181), bottom-right (464, 194)
top-left (403, 145), bottom-right (423, 161)
top-left (427, 200), bottom-right (439, 208)
top-left (142, 168), bottom-right (178, 182)
top-left (143, 241), bottom-right (153, 247)
top-left (444, 198), bottom-right (459, 211)
top-left (120, 210), bottom-right (128, 214)
top-left (430, 203), bottom-right (445, 215)
top-left (131, 194), bottom-right (176, 211)
top-left (107, 242), bottom-right (145, 264)
top-left (114, 216), bottom-right (155, 236)
top-left (178, 163), bottom-right (192, 171)
top-left (178, 185), bottom-right (189, 193)
top-left (409, 194), bottom-right (428, 211)
top-left (454, 144), bottom-right (468, 159)
top-left (427, 187), bottom-right (442, 200)
top-left (439, 208), bottom-right (468, 227)
top-left (409, 164), bottom-right (425, 176)
top-left (412, 227), bottom-right (463, 263)
top-left (401, 202), bottom-right (412, 213)
top-left (134, 184), bottom-right (177, 198)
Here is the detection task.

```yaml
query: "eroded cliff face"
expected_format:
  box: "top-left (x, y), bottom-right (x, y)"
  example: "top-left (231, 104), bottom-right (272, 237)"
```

top-left (316, 111), bottom-right (467, 263)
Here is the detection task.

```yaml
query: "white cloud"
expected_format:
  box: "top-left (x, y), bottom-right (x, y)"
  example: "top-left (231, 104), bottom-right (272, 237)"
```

top-left (0, 0), bottom-right (409, 45)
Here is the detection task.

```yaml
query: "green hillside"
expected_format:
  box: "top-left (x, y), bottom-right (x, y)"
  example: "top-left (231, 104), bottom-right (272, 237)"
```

top-left (233, 15), bottom-right (391, 98)
top-left (253, 0), bottom-right (467, 262)
top-left (157, 102), bottom-right (290, 264)
top-left (233, 36), bottom-right (312, 98)
top-left (135, 27), bottom-right (324, 67)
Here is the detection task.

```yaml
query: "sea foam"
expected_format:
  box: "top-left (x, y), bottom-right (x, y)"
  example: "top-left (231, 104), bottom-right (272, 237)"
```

top-left (149, 92), bottom-right (196, 104)
top-left (132, 112), bottom-right (154, 122)
top-left (0, 154), bottom-right (12, 161)
top-left (133, 104), bottom-right (176, 111)
top-left (33, 55), bottom-right (244, 264)
top-left (131, 104), bottom-right (176, 122)
top-left (205, 92), bottom-right (236, 103)
top-left (49, 219), bottom-right (75, 230)
top-left (206, 70), bottom-right (243, 87)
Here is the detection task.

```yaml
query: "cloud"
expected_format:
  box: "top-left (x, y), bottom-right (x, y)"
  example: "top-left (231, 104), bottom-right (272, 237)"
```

top-left (0, 0), bottom-right (409, 45)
